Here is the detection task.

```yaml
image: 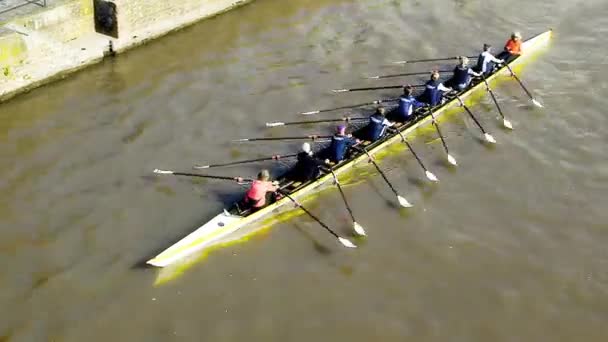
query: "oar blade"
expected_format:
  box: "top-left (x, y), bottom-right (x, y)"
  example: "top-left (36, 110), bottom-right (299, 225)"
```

top-left (338, 237), bottom-right (357, 248)
top-left (447, 154), bottom-right (458, 166)
top-left (532, 98), bottom-right (544, 108)
top-left (425, 171), bottom-right (439, 182)
top-left (484, 133), bottom-right (497, 144)
top-left (353, 222), bottom-right (366, 236)
top-left (503, 118), bottom-right (513, 130)
top-left (397, 196), bottom-right (413, 208)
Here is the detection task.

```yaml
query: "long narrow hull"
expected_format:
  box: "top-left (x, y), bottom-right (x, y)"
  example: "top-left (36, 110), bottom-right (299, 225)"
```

top-left (147, 29), bottom-right (553, 268)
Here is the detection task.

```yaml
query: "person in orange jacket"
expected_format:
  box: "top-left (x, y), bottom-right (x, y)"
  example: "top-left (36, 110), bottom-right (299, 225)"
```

top-left (497, 32), bottom-right (522, 63)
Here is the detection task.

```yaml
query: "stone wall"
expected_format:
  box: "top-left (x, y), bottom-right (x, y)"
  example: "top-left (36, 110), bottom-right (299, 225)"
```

top-left (0, 0), bottom-right (253, 103)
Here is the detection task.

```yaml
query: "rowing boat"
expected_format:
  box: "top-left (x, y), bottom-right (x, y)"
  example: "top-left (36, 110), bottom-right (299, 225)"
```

top-left (147, 29), bottom-right (552, 268)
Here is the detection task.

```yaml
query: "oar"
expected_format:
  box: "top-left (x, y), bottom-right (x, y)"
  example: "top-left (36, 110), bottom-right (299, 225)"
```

top-left (299, 98), bottom-right (398, 115)
top-left (455, 96), bottom-right (496, 144)
top-left (193, 154), bottom-right (298, 169)
top-left (504, 64), bottom-right (543, 107)
top-left (427, 106), bottom-right (458, 166)
top-left (394, 129), bottom-right (439, 182)
top-left (329, 169), bottom-right (366, 236)
top-left (266, 116), bottom-right (367, 127)
top-left (153, 169), bottom-right (253, 182)
top-left (480, 74), bottom-right (513, 129)
top-left (280, 191), bottom-right (357, 248)
top-left (360, 148), bottom-right (413, 208)
top-left (332, 84), bottom-right (424, 93)
top-left (364, 70), bottom-right (450, 80)
top-left (233, 135), bottom-right (332, 142)
top-left (392, 55), bottom-right (477, 65)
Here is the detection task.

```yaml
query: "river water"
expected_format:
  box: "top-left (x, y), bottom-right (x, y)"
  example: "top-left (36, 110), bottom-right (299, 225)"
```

top-left (1, 0), bottom-right (607, 340)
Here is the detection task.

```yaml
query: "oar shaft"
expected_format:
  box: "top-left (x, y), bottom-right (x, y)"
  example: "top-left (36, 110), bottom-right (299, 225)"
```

top-left (300, 98), bottom-right (398, 115)
top-left (369, 70), bottom-right (451, 80)
top-left (457, 96), bottom-right (487, 134)
top-left (330, 171), bottom-right (356, 221)
top-left (281, 192), bottom-right (339, 239)
top-left (334, 84), bottom-right (424, 92)
top-left (362, 150), bottom-right (400, 197)
top-left (393, 55), bottom-right (477, 64)
top-left (505, 65), bottom-right (534, 98)
top-left (195, 154), bottom-right (298, 169)
top-left (277, 117), bottom-right (368, 126)
top-left (428, 107), bottom-right (450, 154)
top-left (403, 139), bottom-right (428, 172)
top-left (235, 135), bottom-right (332, 142)
top-left (168, 171), bottom-right (249, 181)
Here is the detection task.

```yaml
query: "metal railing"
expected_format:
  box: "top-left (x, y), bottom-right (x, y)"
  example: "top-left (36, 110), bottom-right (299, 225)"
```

top-left (0, 0), bottom-right (47, 15)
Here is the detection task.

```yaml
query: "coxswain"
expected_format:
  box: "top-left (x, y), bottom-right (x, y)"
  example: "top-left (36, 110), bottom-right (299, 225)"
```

top-left (392, 85), bottom-right (425, 123)
top-left (240, 169), bottom-right (278, 211)
top-left (417, 70), bottom-right (452, 107)
top-left (496, 32), bottom-right (522, 63)
top-left (327, 124), bottom-right (359, 163)
top-left (445, 56), bottom-right (481, 91)
top-left (475, 44), bottom-right (504, 76)
top-left (291, 143), bottom-right (326, 182)
top-left (365, 106), bottom-right (394, 142)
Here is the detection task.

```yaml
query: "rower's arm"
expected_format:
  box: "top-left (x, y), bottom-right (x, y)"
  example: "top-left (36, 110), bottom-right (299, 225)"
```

top-left (438, 83), bottom-right (452, 92)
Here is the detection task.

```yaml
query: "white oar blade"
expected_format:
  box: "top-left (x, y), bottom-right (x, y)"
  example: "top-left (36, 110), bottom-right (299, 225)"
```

top-left (338, 237), bottom-right (357, 248)
top-left (425, 171), bottom-right (439, 182)
top-left (447, 154), bottom-right (458, 166)
top-left (532, 98), bottom-right (543, 108)
top-left (153, 169), bottom-right (173, 174)
top-left (331, 89), bottom-right (348, 93)
top-left (266, 122), bottom-right (285, 127)
top-left (503, 119), bottom-right (513, 130)
top-left (397, 196), bottom-right (413, 208)
top-left (300, 110), bottom-right (320, 115)
top-left (484, 133), bottom-right (497, 144)
top-left (353, 222), bottom-right (366, 236)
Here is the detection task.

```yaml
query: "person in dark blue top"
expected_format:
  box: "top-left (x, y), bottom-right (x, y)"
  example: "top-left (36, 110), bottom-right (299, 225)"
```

top-left (326, 124), bottom-right (359, 163)
top-left (417, 70), bottom-right (452, 107)
top-left (365, 107), bottom-right (394, 142)
top-left (445, 56), bottom-right (481, 91)
top-left (394, 85), bottom-right (425, 123)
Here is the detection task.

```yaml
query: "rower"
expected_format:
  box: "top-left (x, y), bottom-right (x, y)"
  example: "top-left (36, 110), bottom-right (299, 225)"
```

top-left (445, 56), bottom-right (481, 91)
top-left (290, 143), bottom-right (326, 183)
top-left (417, 70), bottom-right (452, 107)
top-left (365, 106), bottom-right (394, 142)
top-left (326, 124), bottom-right (359, 164)
top-left (393, 85), bottom-right (425, 123)
top-left (475, 44), bottom-right (505, 76)
top-left (240, 169), bottom-right (279, 212)
top-left (496, 32), bottom-right (522, 63)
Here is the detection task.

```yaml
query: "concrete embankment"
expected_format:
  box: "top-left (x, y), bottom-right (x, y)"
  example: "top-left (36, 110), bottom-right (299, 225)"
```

top-left (0, 0), bottom-right (253, 103)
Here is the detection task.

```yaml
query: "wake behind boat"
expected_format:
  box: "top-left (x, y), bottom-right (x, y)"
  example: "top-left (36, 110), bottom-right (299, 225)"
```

top-left (147, 30), bottom-right (552, 268)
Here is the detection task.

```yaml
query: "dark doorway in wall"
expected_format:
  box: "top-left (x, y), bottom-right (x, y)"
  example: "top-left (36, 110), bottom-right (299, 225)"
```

top-left (94, 0), bottom-right (118, 38)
